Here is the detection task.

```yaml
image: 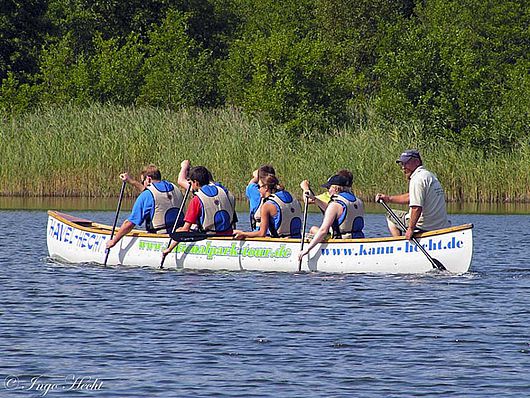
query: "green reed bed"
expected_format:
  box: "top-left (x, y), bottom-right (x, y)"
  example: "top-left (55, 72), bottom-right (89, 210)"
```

top-left (2, 104), bottom-right (529, 202)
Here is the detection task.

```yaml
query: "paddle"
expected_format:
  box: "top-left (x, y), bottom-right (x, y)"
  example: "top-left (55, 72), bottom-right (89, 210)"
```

top-left (377, 198), bottom-right (446, 271)
top-left (103, 180), bottom-right (127, 266)
top-left (169, 231), bottom-right (232, 242)
top-left (160, 182), bottom-right (192, 268)
top-left (298, 192), bottom-right (310, 272)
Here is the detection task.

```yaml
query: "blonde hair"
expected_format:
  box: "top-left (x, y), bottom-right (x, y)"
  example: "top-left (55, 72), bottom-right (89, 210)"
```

top-left (331, 185), bottom-right (351, 193)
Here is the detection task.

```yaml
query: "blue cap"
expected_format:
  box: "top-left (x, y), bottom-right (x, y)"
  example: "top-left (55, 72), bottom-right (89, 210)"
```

top-left (321, 175), bottom-right (350, 188)
top-left (396, 149), bottom-right (421, 164)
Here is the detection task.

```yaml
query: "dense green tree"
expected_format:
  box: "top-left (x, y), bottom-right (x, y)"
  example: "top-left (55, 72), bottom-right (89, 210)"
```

top-left (0, 0), bottom-right (50, 81)
top-left (139, 9), bottom-right (217, 107)
top-left (90, 33), bottom-right (145, 104)
top-left (374, 0), bottom-right (530, 149)
top-left (0, 0), bottom-right (528, 150)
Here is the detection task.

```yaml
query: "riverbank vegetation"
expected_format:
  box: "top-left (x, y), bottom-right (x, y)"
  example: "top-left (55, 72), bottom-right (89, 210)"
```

top-left (2, 1), bottom-right (528, 201)
top-left (2, 104), bottom-right (529, 202)
top-left (2, 1), bottom-right (529, 146)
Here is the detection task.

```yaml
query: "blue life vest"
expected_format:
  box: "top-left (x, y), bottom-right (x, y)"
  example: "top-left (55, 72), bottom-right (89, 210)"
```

top-left (194, 183), bottom-right (236, 232)
top-left (264, 190), bottom-right (302, 238)
top-left (145, 181), bottom-right (184, 234)
top-left (330, 192), bottom-right (365, 238)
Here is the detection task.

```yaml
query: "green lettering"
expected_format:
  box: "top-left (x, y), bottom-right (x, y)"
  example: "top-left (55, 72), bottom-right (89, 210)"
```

top-left (229, 243), bottom-right (239, 257)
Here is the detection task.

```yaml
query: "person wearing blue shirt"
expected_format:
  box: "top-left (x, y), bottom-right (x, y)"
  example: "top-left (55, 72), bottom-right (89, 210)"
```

top-left (106, 165), bottom-right (183, 249)
top-left (246, 164), bottom-right (276, 230)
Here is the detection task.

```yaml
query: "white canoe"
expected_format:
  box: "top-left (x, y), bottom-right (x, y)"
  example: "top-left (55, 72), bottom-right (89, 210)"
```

top-left (47, 210), bottom-right (474, 274)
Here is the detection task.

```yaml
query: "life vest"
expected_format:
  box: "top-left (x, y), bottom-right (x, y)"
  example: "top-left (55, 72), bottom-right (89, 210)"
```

top-left (251, 198), bottom-right (264, 230)
top-left (194, 183), bottom-right (236, 232)
top-left (145, 182), bottom-right (184, 234)
top-left (330, 192), bottom-right (365, 238)
top-left (264, 190), bottom-right (302, 238)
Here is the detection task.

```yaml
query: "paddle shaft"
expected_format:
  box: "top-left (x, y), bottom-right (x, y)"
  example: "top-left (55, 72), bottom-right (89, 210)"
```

top-left (298, 193), bottom-right (310, 272)
top-left (103, 180), bottom-right (127, 266)
top-left (378, 199), bottom-right (446, 271)
top-left (160, 182), bottom-right (192, 268)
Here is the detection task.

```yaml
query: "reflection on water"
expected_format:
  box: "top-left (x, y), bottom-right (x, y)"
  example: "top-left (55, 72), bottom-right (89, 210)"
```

top-left (2, 195), bottom-right (530, 214)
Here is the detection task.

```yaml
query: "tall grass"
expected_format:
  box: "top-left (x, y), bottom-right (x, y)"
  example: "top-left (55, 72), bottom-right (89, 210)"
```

top-left (2, 103), bottom-right (529, 202)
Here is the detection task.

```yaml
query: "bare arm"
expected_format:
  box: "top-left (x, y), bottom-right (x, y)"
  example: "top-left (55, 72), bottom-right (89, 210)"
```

top-left (298, 202), bottom-right (342, 260)
top-left (178, 160), bottom-right (191, 190)
top-left (248, 169), bottom-right (259, 185)
top-left (106, 220), bottom-right (135, 249)
top-left (375, 192), bottom-right (409, 205)
top-left (405, 206), bottom-right (422, 240)
top-left (300, 180), bottom-right (316, 204)
top-left (313, 196), bottom-right (329, 212)
top-left (120, 172), bottom-right (144, 192)
top-left (234, 203), bottom-right (274, 239)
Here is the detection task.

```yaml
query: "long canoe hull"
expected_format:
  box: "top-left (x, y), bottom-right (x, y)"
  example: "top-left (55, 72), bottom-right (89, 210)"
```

top-left (46, 211), bottom-right (474, 274)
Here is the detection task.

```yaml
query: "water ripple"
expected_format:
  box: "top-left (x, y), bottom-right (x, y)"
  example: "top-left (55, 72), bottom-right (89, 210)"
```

top-left (0, 211), bottom-right (528, 397)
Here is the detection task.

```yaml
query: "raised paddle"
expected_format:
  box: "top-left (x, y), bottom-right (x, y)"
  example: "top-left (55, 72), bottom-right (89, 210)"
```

top-left (298, 192), bottom-right (310, 272)
top-left (103, 179), bottom-right (127, 266)
top-left (160, 182), bottom-right (192, 268)
top-left (377, 198), bottom-right (446, 271)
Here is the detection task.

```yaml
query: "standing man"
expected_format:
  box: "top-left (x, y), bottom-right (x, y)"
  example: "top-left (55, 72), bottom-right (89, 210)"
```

top-left (375, 149), bottom-right (449, 240)
top-left (106, 164), bottom-right (183, 249)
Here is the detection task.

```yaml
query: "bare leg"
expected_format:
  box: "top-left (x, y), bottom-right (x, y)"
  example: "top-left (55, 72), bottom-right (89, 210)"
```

top-left (309, 225), bottom-right (320, 234)
top-left (387, 219), bottom-right (402, 237)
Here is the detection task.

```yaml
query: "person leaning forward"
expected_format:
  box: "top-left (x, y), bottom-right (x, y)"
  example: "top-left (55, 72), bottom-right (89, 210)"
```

top-left (375, 149), bottom-right (449, 240)
top-left (106, 164), bottom-right (184, 249)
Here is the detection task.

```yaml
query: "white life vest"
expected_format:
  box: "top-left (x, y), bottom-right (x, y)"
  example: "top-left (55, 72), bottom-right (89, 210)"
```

top-left (252, 198), bottom-right (265, 230)
top-left (330, 192), bottom-right (365, 238)
top-left (194, 183), bottom-right (236, 232)
top-left (145, 182), bottom-right (184, 234)
top-left (265, 190), bottom-right (302, 238)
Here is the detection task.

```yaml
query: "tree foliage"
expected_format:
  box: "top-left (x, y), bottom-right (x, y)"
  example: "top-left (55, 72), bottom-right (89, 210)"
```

top-left (0, 0), bottom-right (528, 150)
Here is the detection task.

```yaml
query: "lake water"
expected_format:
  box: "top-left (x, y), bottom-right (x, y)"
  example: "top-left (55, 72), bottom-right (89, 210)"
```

top-left (0, 208), bottom-right (529, 397)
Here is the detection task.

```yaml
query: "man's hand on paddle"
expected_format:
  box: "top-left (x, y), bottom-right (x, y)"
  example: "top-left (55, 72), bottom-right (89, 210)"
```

top-left (375, 193), bottom-right (390, 203)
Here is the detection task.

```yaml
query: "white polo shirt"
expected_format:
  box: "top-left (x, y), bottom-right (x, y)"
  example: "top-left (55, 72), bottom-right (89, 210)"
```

top-left (407, 166), bottom-right (449, 231)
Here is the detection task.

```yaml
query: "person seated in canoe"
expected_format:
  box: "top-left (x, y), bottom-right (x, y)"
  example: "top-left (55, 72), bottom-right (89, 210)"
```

top-left (106, 164), bottom-right (184, 249)
top-left (162, 165), bottom-right (236, 256)
top-left (302, 169), bottom-right (355, 213)
top-left (176, 159), bottom-right (237, 227)
top-left (246, 164), bottom-right (276, 231)
top-left (375, 149), bottom-right (450, 240)
top-left (298, 174), bottom-right (365, 262)
top-left (234, 174), bottom-right (303, 239)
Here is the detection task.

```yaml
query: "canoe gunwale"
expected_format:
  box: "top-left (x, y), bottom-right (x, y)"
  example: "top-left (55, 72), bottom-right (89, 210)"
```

top-left (47, 210), bottom-right (473, 243)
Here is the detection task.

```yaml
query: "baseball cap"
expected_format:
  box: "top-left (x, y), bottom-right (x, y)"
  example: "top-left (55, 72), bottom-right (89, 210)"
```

top-left (396, 149), bottom-right (421, 164)
top-left (321, 174), bottom-right (350, 188)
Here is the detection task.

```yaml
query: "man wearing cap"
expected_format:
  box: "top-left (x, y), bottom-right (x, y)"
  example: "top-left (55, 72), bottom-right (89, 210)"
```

top-left (375, 149), bottom-right (449, 240)
top-left (299, 173), bottom-right (365, 261)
